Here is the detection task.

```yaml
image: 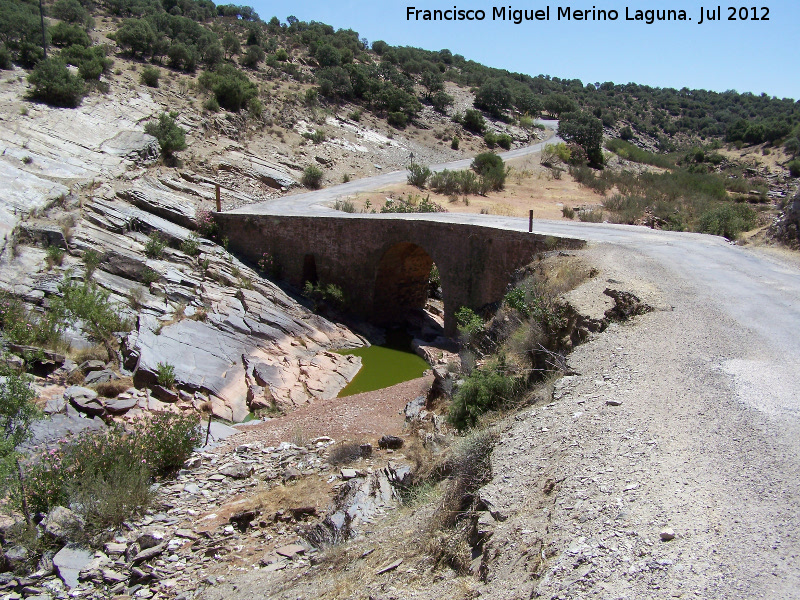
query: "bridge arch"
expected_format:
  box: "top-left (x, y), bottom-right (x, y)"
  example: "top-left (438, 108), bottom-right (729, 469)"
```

top-left (372, 241), bottom-right (443, 326)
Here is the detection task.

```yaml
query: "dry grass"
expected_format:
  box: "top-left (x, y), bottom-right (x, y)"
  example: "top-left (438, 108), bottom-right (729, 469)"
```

top-left (94, 376), bottom-right (134, 398)
top-left (72, 344), bottom-right (108, 363)
top-left (243, 476), bottom-right (333, 517)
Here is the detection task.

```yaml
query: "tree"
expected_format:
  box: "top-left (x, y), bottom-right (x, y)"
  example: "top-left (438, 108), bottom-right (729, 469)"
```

top-left (558, 112), bottom-right (604, 167)
top-left (27, 58), bottom-right (85, 107)
top-left (315, 43), bottom-right (340, 67)
top-left (513, 89), bottom-right (542, 117)
top-left (544, 93), bottom-right (577, 116)
top-left (240, 44), bottom-right (264, 69)
top-left (316, 66), bottom-right (352, 100)
top-left (50, 22), bottom-right (91, 48)
top-left (462, 109), bottom-right (486, 133)
top-left (221, 31), bottom-right (240, 58)
top-left (198, 64), bottom-right (258, 111)
top-left (52, 0), bottom-right (90, 26)
top-left (474, 78), bottom-right (511, 117)
top-left (431, 90), bottom-right (453, 114)
top-left (144, 111), bottom-right (186, 155)
top-left (421, 70), bottom-right (443, 99)
top-left (114, 18), bottom-right (155, 58)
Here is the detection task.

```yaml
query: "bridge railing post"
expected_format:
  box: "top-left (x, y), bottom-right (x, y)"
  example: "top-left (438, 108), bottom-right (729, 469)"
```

top-left (529, 209), bottom-right (533, 233)
top-left (215, 184), bottom-right (221, 212)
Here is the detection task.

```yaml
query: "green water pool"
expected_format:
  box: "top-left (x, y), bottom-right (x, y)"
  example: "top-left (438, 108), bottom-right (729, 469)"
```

top-left (336, 331), bottom-right (430, 397)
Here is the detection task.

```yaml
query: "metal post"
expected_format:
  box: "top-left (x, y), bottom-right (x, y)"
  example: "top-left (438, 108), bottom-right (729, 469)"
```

top-left (529, 210), bottom-right (533, 233)
top-left (38, 0), bottom-right (47, 59)
top-left (215, 184), bottom-right (221, 212)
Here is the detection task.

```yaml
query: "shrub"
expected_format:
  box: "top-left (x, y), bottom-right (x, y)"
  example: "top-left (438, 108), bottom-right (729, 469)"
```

top-left (45, 244), bottom-right (65, 269)
top-left (448, 358), bottom-right (520, 430)
top-left (197, 209), bottom-right (219, 239)
top-left (180, 233), bottom-right (200, 256)
top-left (620, 126), bottom-right (634, 140)
top-left (407, 163), bottom-right (431, 188)
top-left (451, 136), bottom-right (459, 150)
top-left (562, 206), bottom-right (575, 219)
top-left (52, 0), bottom-right (90, 25)
top-left (144, 112), bottom-right (186, 156)
top-left (303, 281), bottom-right (346, 311)
top-left (333, 198), bottom-right (356, 212)
top-left (82, 248), bottom-right (101, 278)
top-left (198, 64), bottom-right (258, 112)
top-left (788, 160), bottom-right (800, 178)
top-left (462, 109), bottom-right (485, 134)
top-left (483, 132), bottom-right (497, 148)
top-left (0, 293), bottom-right (63, 348)
top-left (578, 209), bottom-right (604, 222)
top-left (387, 111), bottom-right (407, 128)
top-left (0, 45), bottom-right (10, 70)
top-left (248, 97), bottom-right (263, 119)
top-left (203, 96), bottom-right (220, 112)
top-left (274, 48), bottom-right (288, 61)
top-left (455, 306), bottom-right (483, 338)
top-left (19, 413), bottom-right (200, 521)
top-left (504, 288), bottom-right (530, 317)
top-left (496, 133), bottom-right (512, 150)
top-left (0, 374), bottom-right (38, 490)
top-left (52, 278), bottom-right (130, 351)
top-left (472, 152), bottom-right (506, 192)
top-left (302, 165), bottom-right (324, 189)
top-left (140, 267), bottom-right (160, 285)
top-left (144, 231), bottom-right (167, 258)
top-left (156, 362), bottom-right (175, 388)
top-left (240, 44), bottom-right (264, 69)
top-left (50, 22), bottom-right (91, 48)
top-left (698, 203), bottom-right (758, 240)
top-left (139, 65), bottom-right (160, 87)
top-left (27, 58), bottom-right (85, 108)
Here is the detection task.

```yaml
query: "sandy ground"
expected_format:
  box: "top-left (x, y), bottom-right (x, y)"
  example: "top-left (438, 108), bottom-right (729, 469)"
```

top-left (223, 375), bottom-right (434, 450)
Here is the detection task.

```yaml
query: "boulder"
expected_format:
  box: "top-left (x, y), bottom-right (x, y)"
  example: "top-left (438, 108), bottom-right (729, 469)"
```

top-left (65, 386), bottom-right (104, 417)
top-left (83, 369), bottom-right (117, 386)
top-left (43, 507), bottom-right (85, 542)
top-left (105, 397), bottom-right (138, 414)
top-left (53, 546), bottom-right (94, 589)
top-left (378, 435), bottom-right (404, 450)
top-left (99, 130), bottom-right (160, 163)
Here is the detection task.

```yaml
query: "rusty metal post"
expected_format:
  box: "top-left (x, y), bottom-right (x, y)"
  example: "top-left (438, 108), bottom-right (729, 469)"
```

top-left (215, 184), bottom-right (221, 212)
top-left (529, 209), bottom-right (533, 233)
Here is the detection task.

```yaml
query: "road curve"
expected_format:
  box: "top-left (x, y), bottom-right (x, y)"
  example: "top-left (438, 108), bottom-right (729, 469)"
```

top-left (229, 120), bottom-right (562, 216)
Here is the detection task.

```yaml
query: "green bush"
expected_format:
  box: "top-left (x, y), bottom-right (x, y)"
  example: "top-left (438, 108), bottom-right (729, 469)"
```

top-left (144, 231), bottom-right (167, 258)
top-left (0, 292), bottom-right (63, 348)
top-left (198, 64), bottom-right (258, 112)
top-left (0, 374), bottom-right (39, 492)
top-left (379, 194), bottom-right (444, 213)
top-left (240, 44), bottom-right (264, 69)
top-left (19, 413), bottom-right (200, 520)
top-left (472, 152), bottom-right (506, 192)
top-left (387, 111), bottom-right (408, 128)
top-left (156, 361), bottom-right (175, 388)
top-left (496, 133), bottom-right (512, 150)
top-left (462, 109), bottom-right (485, 134)
top-left (302, 281), bottom-right (346, 311)
top-left (504, 288), bottom-right (530, 317)
top-left (302, 165), bottom-right (324, 189)
top-left (451, 136), bottom-right (459, 150)
top-left (0, 45), bottom-right (10, 70)
top-left (483, 132), bottom-right (497, 149)
top-left (180, 233), bottom-right (200, 256)
top-left (52, 278), bottom-right (130, 351)
top-left (698, 203), bottom-right (757, 240)
top-left (203, 96), bottom-right (220, 112)
top-left (429, 169), bottom-right (480, 196)
top-left (788, 160), bottom-right (800, 178)
top-left (144, 112), bottom-right (186, 156)
top-left (27, 58), bottom-right (85, 108)
top-left (52, 0), bottom-right (90, 25)
top-left (407, 163), bottom-right (431, 188)
top-left (139, 65), bottom-right (160, 87)
top-left (448, 359), bottom-right (520, 430)
top-left (50, 22), bottom-right (91, 48)
top-left (455, 306), bottom-right (483, 337)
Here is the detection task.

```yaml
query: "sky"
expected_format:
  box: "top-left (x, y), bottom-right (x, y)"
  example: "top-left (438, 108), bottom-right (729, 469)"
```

top-left (249, 0), bottom-right (800, 100)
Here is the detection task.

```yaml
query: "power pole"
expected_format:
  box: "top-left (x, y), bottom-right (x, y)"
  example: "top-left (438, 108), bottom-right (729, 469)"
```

top-left (39, 0), bottom-right (47, 59)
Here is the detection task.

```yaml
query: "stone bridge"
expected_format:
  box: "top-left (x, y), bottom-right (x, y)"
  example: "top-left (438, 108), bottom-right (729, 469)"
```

top-left (216, 214), bottom-right (584, 335)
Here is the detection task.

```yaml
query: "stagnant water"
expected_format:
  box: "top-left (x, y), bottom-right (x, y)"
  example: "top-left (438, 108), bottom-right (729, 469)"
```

top-left (336, 330), bottom-right (430, 397)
